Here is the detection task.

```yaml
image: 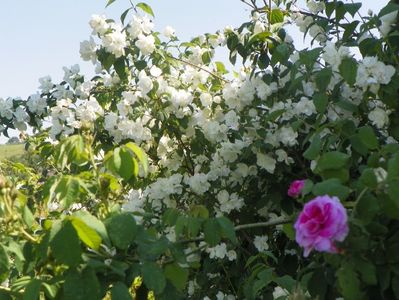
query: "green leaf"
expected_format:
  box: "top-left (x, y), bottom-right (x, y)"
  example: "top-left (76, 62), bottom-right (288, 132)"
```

top-left (353, 257), bottom-right (377, 285)
top-left (54, 135), bottom-right (88, 169)
top-left (271, 43), bottom-right (289, 65)
top-left (270, 8), bottom-right (284, 24)
top-left (111, 282), bottom-right (132, 300)
top-left (316, 151), bottom-right (350, 171)
top-left (141, 262), bottom-right (166, 294)
top-left (313, 179), bottom-right (351, 200)
top-left (274, 275), bottom-right (296, 292)
top-left (114, 57), bottom-right (128, 81)
top-left (51, 175), bottom-right (85, 209)
top-left (163, 208), bottom-right (180, 226)
top-left (304, 135), bottom-right (321, 160)
top-left (106, 0), bottom-right (116, 7)
top-left (164, 263), bottom-right (189, 291)
top-left (106, 213), bottom-right (137, 250)
top-left (339, 57), bottom-right (358, 86)
top-left (308, 269), bottom-right (327, 299)
top-left (344, 3), bottom-right (362, 17)
top-left (337, 263), bottom-right (364, 300)
top-left (105, 146), bottom-right (138, 181)
top-left (23, 279), bottom-right (41, 300)
top-left (315, 68), bottom-right (332, 92)
top-left (50, 221), bottom-right (81, 267)
top-left (189, 205), bottom-right (209, 219)
top-left (120, 8), bottom-right (132, 24)
top-left (136, 2), bottom-right (155, 17)
top-left (203, 219), bottom-right (222, 246)
top-left (358, 126), bottom-right (378, 150)
top-left (0, 246), bottom-right (9, 283)
top-left (70, 217), bottom-right (102, 250)
top-left (63, 268), bottom-right (100, 300)
top-left (217, 216), bottom-right (237, 243)
top-left (313, 93), bottom-right (328, 113)
top-left (359, 168), bottom-right (378, 189)
top-left (356, 193), bottom-right (379, 224)
top-left (124, 142), bottom-right (149, 176)
top-left (73, 211), bottom-right (110, 245)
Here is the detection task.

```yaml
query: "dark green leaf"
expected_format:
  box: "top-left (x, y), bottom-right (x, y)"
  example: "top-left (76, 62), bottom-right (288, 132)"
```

top-left (356, 193), bottom-right (379, 224)
top-left (23, 279), bottom-right (41, 300)
top-left (217, 216), bottom-right (237, 243)
top-left (141, 262), bottom-right (166, 294)
top-left (63, 268), bottom-right (100, 300)
top-left (339, 58), bottom-right (358, 86)
top-left (50, 221), bottom-right (81, 267)
top-left (203, 219), bottom-right (222, 246)
top-left (111, 282), bottom-right (132, 300)
top-left (164, 263), bottom-right (189, 291)
top-left (313, 178), bottom-right (351, 200)
top-left (337, 263), bottom-right (364, 300)
top-left (358, 126), bottom-right (378, 150)
top-left (315, 68), bottom-right (332, 92)
top-left (316, 151), bottom-right (350, 171)
top-left (313, 93), bottom-right (328, 113)
top-left (304, 135), bottom-right (321, 160)
top-left (106, 213), bottom-right (137, 250)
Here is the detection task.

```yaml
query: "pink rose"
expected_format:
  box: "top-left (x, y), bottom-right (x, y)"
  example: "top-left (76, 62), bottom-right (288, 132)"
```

top-left (294, 195), bottom-right (349, 257)
top-left (288, 179), bottom-right (306, 197)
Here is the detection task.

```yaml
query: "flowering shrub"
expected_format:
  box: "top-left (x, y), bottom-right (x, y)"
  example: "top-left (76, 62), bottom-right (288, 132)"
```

top-left (0, 0), bottom-right (399, 299)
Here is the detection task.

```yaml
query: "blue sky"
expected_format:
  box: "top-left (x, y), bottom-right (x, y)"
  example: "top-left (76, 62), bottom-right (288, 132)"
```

top-left (0, 0), bottom-right (247, 99)
top-left (0, 0), bottom-right (386, 99)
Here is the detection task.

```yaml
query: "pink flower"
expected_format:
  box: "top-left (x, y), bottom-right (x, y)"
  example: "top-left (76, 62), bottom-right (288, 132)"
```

top-left (288, 179), bottom-right (306, 197)
top-left (294, 195), bottom-right (349, 257)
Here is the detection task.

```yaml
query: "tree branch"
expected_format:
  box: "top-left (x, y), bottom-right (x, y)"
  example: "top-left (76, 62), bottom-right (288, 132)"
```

top-left (179, 216), bottom-right (292, 244)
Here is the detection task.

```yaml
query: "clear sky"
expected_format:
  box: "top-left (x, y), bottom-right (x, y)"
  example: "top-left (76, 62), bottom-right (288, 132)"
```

top-left (0, 0), bottom-right (248, 99)
top-left (0, 0), bottom-right (386, 99)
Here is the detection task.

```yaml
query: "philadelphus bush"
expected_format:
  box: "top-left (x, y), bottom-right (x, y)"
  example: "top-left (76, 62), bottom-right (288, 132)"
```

top-left (0, 0), bottom-right (399, 299)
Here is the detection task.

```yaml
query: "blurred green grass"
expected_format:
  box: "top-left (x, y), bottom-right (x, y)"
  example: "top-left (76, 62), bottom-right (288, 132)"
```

top-left (0, 143), bottom-right (25, 160)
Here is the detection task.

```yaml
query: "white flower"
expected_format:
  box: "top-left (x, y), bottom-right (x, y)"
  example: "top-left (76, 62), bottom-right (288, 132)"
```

top-left (138, 71), bottom-right (153, 94)
top-left (207, 243), bottom-right (228, 259)
top-left (135, 34), bottom-right (155, 55)
top-left (254, 21), bottom-right (265, 34)
top-left (80, 37), bottom-right (97, 63)
top-left (374, 167), bottom-right (387, 183)
top-left (163, 25), bottom-right (175, 38)
top-left (368, 107), bottom-right (389, 128)
top-left (254, 235), bottom-right (269, 252)
top-left (186, 173), bottom-right (210, 195)
top-left (295, 97), bottom-right (316, 116)
top-left (200, 92), bottom-right (213, 107)
top-left (273, 286), bottom-right (289, 299)
top-left (38, 76), bottom-right (53, 93)
top-left (102, 28), bottom-right (127, 58)
top-left (27, 94), bottom-right (47, 115)
top-left (257, 153), bottom-right (276, 173)
top-left (89, 14), bottom-right (109, 35)
top-left (277, 126), bottom-right (298, 146)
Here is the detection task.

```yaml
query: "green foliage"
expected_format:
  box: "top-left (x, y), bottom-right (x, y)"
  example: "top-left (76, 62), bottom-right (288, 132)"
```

top-left (0, 0), bottom-right (399, 299)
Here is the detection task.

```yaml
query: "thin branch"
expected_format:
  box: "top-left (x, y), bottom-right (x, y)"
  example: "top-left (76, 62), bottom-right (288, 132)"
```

top-left (179, 216), bottom-right (292, 244)
top-left (168, 55), bottom-right (229, 83)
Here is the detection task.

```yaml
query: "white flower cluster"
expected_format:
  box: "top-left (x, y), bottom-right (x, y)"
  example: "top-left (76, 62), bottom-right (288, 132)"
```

top-left (204, 242), bottom-right (237, 261)
top-left (356, 56), bottom-right (396, 94)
